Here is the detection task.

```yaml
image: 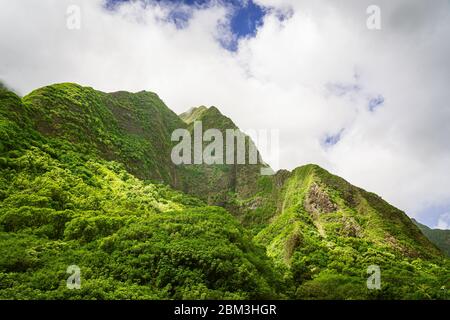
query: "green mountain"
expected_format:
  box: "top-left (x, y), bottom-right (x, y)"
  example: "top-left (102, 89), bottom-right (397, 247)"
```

top-left (247, 165), bottom-right (448, 298)
top-left (0, 84), bottom-right (280, 299)
top-left (412, 219), bottom-right (450, 257)
top-left (0, 83), bottom-right (448, 299)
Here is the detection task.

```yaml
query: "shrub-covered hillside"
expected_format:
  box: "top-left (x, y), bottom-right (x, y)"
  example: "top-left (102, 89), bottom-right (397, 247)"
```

top-left (246, 165), bottom-right (449, 299)
top-left (0, 85), bottom-right (281, 299)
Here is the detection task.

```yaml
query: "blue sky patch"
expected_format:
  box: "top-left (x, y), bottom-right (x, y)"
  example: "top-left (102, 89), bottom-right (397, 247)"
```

top-left (415, 202), bottom-right (450, 230)
top-left (228, 0), bottom-right (265, 39)
top-left (105, 0), bottom-right (266, 50)
top-left (322, 129), bottom-right (345, 148)
top-left (368, 95), bottom-right (385, 112)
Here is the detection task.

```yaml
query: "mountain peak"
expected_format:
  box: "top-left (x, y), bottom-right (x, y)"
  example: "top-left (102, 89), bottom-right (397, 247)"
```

top-left (179, 106), bottom-right (208, 124)
top-left (179, 105), bottom-right (238, 132)
top-left (179, 105), bottom-right (226, 124)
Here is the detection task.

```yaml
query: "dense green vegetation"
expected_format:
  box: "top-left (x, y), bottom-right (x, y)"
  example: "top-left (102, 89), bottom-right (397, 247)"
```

top-left (249, 165), bottom-right (449, 299)
top-left (0, 85), bottom-right (281, 299)
top-left (22, 83), bottom-right (185, 185)
top-left (412, 219), bottom-right (450, 257)
top-left (0, 83), bottom-right (448, 300)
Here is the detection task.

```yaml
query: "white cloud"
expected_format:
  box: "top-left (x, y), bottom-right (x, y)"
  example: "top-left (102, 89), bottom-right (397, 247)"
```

top-left (436, 213), bottom-right (450, 230)
top-left (1, 0), bottom-right (449, 227)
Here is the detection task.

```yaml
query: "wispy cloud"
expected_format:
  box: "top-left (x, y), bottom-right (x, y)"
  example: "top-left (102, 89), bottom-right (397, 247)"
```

top-left (436, 213), bottom-right (450, 230)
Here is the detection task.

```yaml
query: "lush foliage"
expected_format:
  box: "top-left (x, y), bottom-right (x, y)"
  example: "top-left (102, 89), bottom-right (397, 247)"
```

top-left (0, 86), bottom-right (280, 299)
top-left (251, 165), bottom-right (449, 299)
top-left (0, 84), bottom-right (448, 300)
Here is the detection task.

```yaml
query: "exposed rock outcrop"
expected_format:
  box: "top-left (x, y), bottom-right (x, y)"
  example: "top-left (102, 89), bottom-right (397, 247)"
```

top-left (304, 182), bottom-right (338, 215)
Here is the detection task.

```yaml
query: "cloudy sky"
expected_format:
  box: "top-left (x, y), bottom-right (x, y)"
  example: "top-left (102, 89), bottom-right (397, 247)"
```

top-left (1, 0), bottom-right (449, 229)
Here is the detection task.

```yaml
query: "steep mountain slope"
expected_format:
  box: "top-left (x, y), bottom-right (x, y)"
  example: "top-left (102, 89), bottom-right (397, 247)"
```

top-left (19, 84), bottom-right (267, 206)
top-left (412, 219), bottom-right (450, 256)
top-left (249, 165), bottom-right (448, 298)
top-left (0, 83), bottom-right (448, 299)
top-left (179, 106), bottom-right (269, 207)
